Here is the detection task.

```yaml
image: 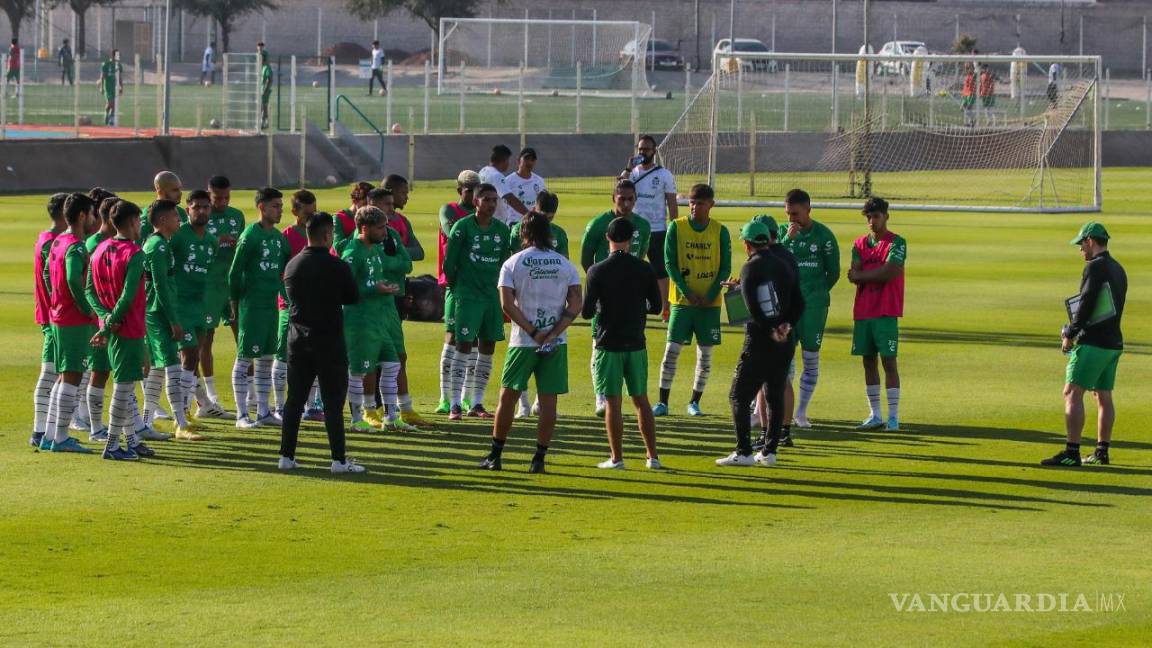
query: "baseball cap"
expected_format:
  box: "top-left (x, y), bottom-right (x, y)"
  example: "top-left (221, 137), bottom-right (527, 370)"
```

top-left (752, 213), bottom-right (778, 234)
top-left (457, 170), bottom-right (481, 187)
top-left (518, 146), bottom-right (538, 159)
top-left (606, 217), bottom-right (635, 243)
top-left (739, 220), bottom-right (773, 244)
top-left (1071, 221), bottom-right (1109, 245)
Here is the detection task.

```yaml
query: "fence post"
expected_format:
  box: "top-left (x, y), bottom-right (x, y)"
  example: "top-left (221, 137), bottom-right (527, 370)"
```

top-left (134, 54), bottom-right (142, 134)
top-left (1145, 69), bottom-right (1150, 130)
top-left (385, 60), bottom-right (393, 131)
top-left (18, 50), bottom-right (24, 124)
top-left (316, 7), bottom-right (323, 58)
top-left (736, 63), bottom-right (744, 132)
top-left (328, 56), bottom-right (336, 137)
top-left (684, 66), bottom-right (691, 112)
top-left (423, 60), bottom-right (431, 134)
top-left (299, 106), bottom-right (307, 188)
top-left (831, 63), bottom-right (840, 131)
top-left (575, 61), bottom-right (583, 134)
top-left (290, 55), bottom-right (297, 133)
top-left (73, 58), bottom-right (81, 137)
top-left (784, 63), bottom-right (790, 131)
top-left (458, 62), bottom-right (466, 133)
top-left (155, 54), bottom-right (162, 129)
top-left (1104, 68), bottom-right (1110, 130)
top-left (267, 130), bottom-right (274, 185)
top-left (0, 56), bottom-right (6, 140)
top-left (881, 79), bottom-right (888, 130)
top-left (518, 63), bottom-right (526, 150)
top-left (221, 53), bottom-right (229, 129)
top-left (196, 101), bottom-right (202, 136)
top-left (748, 110), bottom-right (756, 197)
top-left (630, 22), bottom-right (639, 138)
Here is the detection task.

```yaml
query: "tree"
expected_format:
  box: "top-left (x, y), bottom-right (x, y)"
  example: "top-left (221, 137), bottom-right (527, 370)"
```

top-left (345, 0), bottom-right (503, 36)
top-left (952, 33), bottom-right (978, 54)
top-left (0, 0), bottom-right (34, 43)
top-left (50, 0), bottom-right (121, 57)
top-left (179, 0), bottom-right (276, 54)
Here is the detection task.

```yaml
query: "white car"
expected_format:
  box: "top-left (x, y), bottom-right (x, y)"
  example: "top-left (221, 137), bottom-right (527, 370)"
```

top-left (875, 40), bottom-right (927, 76)
top-left (715, 38), bottom-right (777, 73)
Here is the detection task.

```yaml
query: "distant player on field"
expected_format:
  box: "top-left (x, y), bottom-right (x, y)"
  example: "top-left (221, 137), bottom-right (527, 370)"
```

top-left (30, 194), bottom-right (69, 449)
top-left (168, 190), bottom-right (217, 439)
top-left (259, 47), bottom-right (272, 129)
top-left (479, 145), bottom-right (529, 227)
top-left (443, 183), bottom-right (513, 420)
top-left (778, 188), bottom-right (840, 433)
top-left (201, 41), bottom-right (216, 85)
top-left (580, 180), bottom-right (650, 416)
top-left (504, 147), bottom-right (547, 213)
top-left (435, 170), bottom-right (480, 413)
top-left (654, 183), bottom-right (731, 418)
top-left (99, 49), bottom-right (124, 126)
top-left (369, 40), bottom-right (387, 95)
top-left (847, 197), bottom-right (906, 432)
top-left (199, 175), bottom-right (245, 417)
top-left (228, 187), bottom-right (290, 428)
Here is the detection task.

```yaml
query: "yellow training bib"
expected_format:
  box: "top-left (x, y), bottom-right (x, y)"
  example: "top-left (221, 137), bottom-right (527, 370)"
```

top-left (670, 216), bottom-right (724, 307)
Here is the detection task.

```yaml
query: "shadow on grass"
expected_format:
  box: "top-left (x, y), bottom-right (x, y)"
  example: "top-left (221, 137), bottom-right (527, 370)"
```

top-left (123, 412), bottom-right (1150, 513)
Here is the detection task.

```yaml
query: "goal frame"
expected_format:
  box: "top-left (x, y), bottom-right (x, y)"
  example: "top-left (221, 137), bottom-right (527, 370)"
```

top-left (666, 50), bottom-right (1103, 213)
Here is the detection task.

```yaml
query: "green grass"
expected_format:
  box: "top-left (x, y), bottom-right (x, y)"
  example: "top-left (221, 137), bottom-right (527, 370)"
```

top-left (1, 170), bottom-right (1150, 645)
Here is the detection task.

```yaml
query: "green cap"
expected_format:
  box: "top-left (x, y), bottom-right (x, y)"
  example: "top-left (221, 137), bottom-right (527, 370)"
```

top-left (739, 219), bottom-right (773, 243)
top-left (1071, 221), bottom-right (1109, 245)
top-left (752, 213), bottom-right (778, 233)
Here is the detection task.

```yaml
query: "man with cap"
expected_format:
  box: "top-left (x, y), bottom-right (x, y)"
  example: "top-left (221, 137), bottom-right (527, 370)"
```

top-left (582, 217), bottom-right (663, 470)
top-left (718, 219), bottom-right (804, 467)
top-left (505, 147), bottom-right (547, 214)
top-left (1042, 222), bottom-right (1127, 467)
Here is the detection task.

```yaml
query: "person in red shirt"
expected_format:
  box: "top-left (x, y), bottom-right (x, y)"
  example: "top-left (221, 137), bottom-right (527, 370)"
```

top-left (6, 39), bottom-right (20, 92)
top-left (30, 194), bottom-right (69, 448)
top-left (847, 197), bottom-right (907, 432)
top-left (334, 181), bottom-right (373, 251)
top-left (88, 201), bottom-right (152, 460)
top-left (434, 170), bottom-right (480, 413)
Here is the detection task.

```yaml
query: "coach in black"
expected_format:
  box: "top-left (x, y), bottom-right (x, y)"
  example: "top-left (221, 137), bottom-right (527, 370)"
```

top-left (1043, 221), bottom-right (1127, 468)
top-left (278, 213), bottom-right (365, 474)
top-left (719, 219), bottom-right (804, 468)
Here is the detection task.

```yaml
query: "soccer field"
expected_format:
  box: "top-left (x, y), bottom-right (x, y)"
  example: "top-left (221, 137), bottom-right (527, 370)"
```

top-left (1, 170), bottom-right (1149, 646)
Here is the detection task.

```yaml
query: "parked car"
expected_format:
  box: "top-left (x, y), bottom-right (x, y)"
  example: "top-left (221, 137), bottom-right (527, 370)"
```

top-left (715, 38), bottom-right (777, 73)
top-left (620, 39), bottom-right (686, 70)
top-left (875, 40), bottom-right (927, 76)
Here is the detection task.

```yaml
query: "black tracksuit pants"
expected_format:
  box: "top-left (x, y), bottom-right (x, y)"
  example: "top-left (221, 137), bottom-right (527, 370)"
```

top-left (729, 332), bottom-right (796, 455)
top-left (280, 334), bottom-right (349, 462)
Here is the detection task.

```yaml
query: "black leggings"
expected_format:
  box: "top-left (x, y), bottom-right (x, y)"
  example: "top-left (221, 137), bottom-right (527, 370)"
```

top-left (729, 333), bottom-right (796, 454)
top-left (280, 336), bottom-right (350, 462)
top-left (369, 69), bottom-right (386, 93)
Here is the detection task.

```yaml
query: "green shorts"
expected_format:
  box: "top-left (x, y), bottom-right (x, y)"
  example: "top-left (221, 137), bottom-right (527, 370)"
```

top-left (981, 96), bottom-right (995, 108)
top-left (203, 287), bottom-right (232, 329)
top-left (1066, 344), bottom-right (1122, 392)
top-left (501, 345), bottom-right (569, 394)
top-left (668, 305), bottom-right (722, 346)
top-left (345, 322), bottom-right (398, 374)
top-left (108, 335), bottom-right (146, 383)
top-left (176, 305), bottom-right (206, 350)
top-left (41, 324), bottom-right (57, 364)
top-left (275, 308), bottom-right (290, 362)
top-left (443, 288), bottom-right (456, 333)
top-left (237, 302), bottom-right (278, 359)
top-left (852, 316), bottom-right (899, 357)
top-left (146, 312), bottom-right (181, 368)
top-left (53, 323), bottom-right (95, 373)
top-left (382, 305), bottom-right (406, 355)
top-left (593, 348), bottom-right (648, 398)
top-left (89, 343), bottom-right (111, 373)
top-left (962, 95), bottom-right (976, 109)
top-left (7, 69), bottom-right (19, 82)
top-left (795, 304), bottom-right (829, 352)
top-left (453, 296), bottom-right (505, 344)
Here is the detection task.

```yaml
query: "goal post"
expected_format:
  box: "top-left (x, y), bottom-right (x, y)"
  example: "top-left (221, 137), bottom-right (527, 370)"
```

top-left (658, 50), bottom-right (1102, 213)
top-left (222, 52), bottom-right (261, 133)
top-left (437, 17), bottom-right (653, 98)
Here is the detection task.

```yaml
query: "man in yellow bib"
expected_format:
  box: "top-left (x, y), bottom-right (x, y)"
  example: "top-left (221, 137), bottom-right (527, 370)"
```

top-left (654, 184), bottom-right (732, 417)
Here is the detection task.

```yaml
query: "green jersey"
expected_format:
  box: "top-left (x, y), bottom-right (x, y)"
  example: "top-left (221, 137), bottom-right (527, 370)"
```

top-left (170, 223), bottom-right (218, 302)
top-left (443, 215), bottom-right (512, 301)
top-left (261, 64), bottom-right (272, 97)
top-left (510, 220), bottom-right (570, 259)
top-left (341, 237), bottom-right (390, 323)
top-left (779, 220), bottom-right (841, 307)
top-left (100, 59), bottom-right (123, 88)
top-left (228, 222), bottom-right (289, 306)
top-left (142, 233), bottom-right (179, 322)
top-left (206, 206), bottom-right (246, 285)
top-left (85, 231), bottom-right (110, 254)
top-left (580, 211), bottom-right (651, 270)
top-left (379, 229), bottom-right (413, 297)
top-left (139, 205), bottom-right (188, 245)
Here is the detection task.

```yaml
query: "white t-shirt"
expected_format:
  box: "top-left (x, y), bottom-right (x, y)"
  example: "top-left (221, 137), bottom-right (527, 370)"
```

top-left (479, 165), bottom-right (519, 226)
top-left (504, 172), bottom-right (546, 212)
top-left (371, 48), bottom-right (385, 70)
top-left (1048, 63), bottom-right (1061, 83)
top-left (203, 47), bottom-right (214, 72)
top-left (498, 247), bottom-right (581, 348)
top-left (628, 164), bottom-right (677, 232)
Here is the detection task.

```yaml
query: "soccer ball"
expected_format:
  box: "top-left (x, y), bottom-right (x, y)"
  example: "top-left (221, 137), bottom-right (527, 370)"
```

top-left (390, 123), bottom-right (403, 134)
top-left (209, 118), bottom-right (221, 129)
top-left (77, 115), bottom-right (92, 126)
top-left (492, 88), bottom-right (502, 96)
top-left (203, 80), bottom-right (213, 87)
top-left (377, 89), bottom-right (385, 96)
top-left (550, 89), bottom-right (559, 97)
top-left (312, 80), bottom-right (320, 88)
top-left (324, 175), bottom-right (339, 186)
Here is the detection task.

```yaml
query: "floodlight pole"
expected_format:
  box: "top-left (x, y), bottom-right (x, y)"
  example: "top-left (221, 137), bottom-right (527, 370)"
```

top-left (162, 0), bottom-right (172, 134)
top-left (861, 0), bottom-right (872, 196)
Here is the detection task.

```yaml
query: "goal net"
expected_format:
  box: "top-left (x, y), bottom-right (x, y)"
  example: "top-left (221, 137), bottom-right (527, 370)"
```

top-left (438, 18), bottom-right (654, 98)
top-left (658, 51), bottom-right (1101, 212)
top-left (221, 53), bottom-right (262, 132)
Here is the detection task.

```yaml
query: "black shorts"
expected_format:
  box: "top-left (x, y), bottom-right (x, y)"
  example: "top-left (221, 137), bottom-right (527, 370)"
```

top-left (648, 230), bottom-right (668, 279)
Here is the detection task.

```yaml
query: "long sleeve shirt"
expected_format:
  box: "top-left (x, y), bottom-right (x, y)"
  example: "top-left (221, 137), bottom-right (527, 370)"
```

top-left (142, 233), bottom-right (179, 323)
top-left (582, 250), bottom-right (662, 352)
top-left (1067, 251), bottom-right (1127, 350)
top-left (283, 247), bottom-right (359, 339)
top-left (739, 245), bottom-right (805, 336)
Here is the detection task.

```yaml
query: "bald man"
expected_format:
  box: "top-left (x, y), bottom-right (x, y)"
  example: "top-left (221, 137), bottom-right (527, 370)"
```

top-left (139, 172), bottom-right (188, 245)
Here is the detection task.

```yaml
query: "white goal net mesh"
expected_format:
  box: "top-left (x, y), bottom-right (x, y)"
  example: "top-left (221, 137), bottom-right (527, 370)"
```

top-left (222, 53), bottom-right (261, 132)
top-left (438, 18), bottom-right (653, 97)
top-left (658, 52), bottom-right (1100, 212)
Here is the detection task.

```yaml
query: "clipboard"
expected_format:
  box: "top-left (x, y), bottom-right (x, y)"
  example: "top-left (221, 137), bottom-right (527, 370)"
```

top-left (1065, 282), bottom-right (1116, 327)
top-left (725, 288), bottom-right (750, 326)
